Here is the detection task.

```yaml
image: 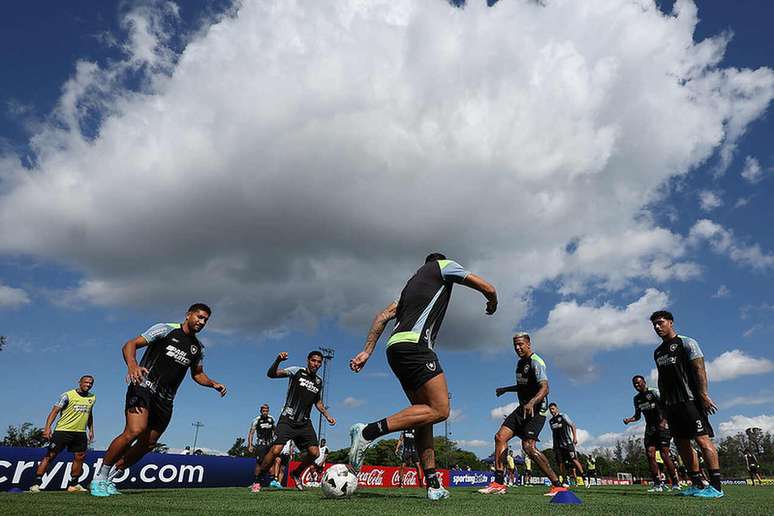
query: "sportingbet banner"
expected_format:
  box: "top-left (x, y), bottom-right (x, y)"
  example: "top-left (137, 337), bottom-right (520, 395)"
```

top-left (0, 446), bottom-right (254, 491)
top-left (287, 461), bottom-right (449, 488)
top-left (449, 470), bottom-right (496, 487)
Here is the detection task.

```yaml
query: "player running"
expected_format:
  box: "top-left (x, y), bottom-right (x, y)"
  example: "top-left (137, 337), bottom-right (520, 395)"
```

top-left (479, 333), bottom-right (566, 496)
top-left (90, 304), bottom-right (227, 497)
top-left (548, 403), bottom-right (584, 487)
top-left (251, 351), bottom-right (336, 493)
top-left (623, 375), bottom-right (680, 492)
top-left (396, 429), bottom-right (424, 488)
top-left (744, 449), bottom-right (763, 485)
top-left (29, 375), bottom-right (96, 493)
top-left (650, 310), bottom-right (724, 498)
top-left (248, 404), bottom-right (282, 491)
top-left (348, 253), bottom-right (497, 501)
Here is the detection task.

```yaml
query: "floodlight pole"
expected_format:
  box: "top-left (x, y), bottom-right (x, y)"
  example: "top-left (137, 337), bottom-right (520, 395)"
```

top-left (192, 421), bottom-right (204, 451)
top-left (317, 347), bottom-right (335, 441)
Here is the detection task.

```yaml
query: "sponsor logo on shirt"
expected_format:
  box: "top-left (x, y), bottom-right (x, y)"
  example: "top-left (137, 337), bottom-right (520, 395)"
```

top-left (298, 377), bottom-right (320, 393)
top-left (165, 345), bottom-right (191, 366)
top-left (656, 355), bottom-right (677, 366)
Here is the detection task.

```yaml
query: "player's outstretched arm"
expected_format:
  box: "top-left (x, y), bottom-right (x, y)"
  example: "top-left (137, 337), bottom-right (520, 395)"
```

top-left (190, 363), bottom-right (227, 396)
top-left (123, 335), bottom-right (150, 384)
top-left (623, 406), bottom-right (641, 425)
top-left (315, 399), bottom-right (336, 426)
top-left (690, 357), bottom-right (717, 414)
top-left (495, 385), bottom-right (519, 397)
top-left (350, 302), bottom-right (397, 373)
top-left (462, 273), bottom-right (498, 315)
top-left (267, 352), bottom-right (290, 378)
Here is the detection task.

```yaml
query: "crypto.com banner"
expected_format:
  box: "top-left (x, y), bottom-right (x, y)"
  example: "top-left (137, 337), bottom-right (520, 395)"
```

top-left (0, 447), bottom-right (254, 491)
top-left (287, 461), bottom-right (449, 489)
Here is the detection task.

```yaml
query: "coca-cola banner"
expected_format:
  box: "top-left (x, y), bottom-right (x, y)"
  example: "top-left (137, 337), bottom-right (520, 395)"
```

top-left (288, 462), bottom-right (448, 489)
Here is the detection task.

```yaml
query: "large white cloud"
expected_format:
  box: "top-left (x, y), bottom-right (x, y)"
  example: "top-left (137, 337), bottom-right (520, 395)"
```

top-left (689, 219), bottom-right (774, 270)
top-left (0, 284), bottom-right (31, 308)
top-left (0, 0), bottom-right (773, 350)
top-left (718, 414), bottom-right (774, 438)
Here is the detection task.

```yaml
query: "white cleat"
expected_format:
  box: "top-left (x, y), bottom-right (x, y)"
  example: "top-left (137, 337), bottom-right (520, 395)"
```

top-left (348, 423), bottom-right (372, 472)
top-left (427, 486), bottom-right (450, 500)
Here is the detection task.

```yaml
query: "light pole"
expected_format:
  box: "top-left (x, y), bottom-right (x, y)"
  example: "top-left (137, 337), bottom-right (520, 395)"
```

top-left (192, 421), bottom-right (204, 451)
top-left (444, 392), bottom-right (452, 468)
top-left (317, 347), bottom-right (335, 441)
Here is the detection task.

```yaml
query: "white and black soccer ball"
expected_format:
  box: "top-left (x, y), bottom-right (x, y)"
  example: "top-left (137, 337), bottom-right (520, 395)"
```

top-left (320, 464), bottom-right (358, 498)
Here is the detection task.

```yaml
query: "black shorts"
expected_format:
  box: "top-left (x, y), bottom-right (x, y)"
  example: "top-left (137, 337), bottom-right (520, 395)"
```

top-left (255, 443), bottom-right (271, 462)
top-left (587, 469), bottom-right (598, 478)
top-left (125, 384), bottom-right (174, 433)
top-left (502, 409), bottom-right (545, 441)
top-left (749, 465), bottom-right (759, 474)
top-left (273, 416), bottom-right (317, 450)
top-left (386, 342), bottom-right (444, 393)
top-left (48, 430), bottom-right (88, 453)
top-left (554, 446), bottom-right (577, 464)
top-left (664, 401), bottom-right (713, 439)
top-left (402, 445), bottom-right (420, 464)
top-left (643, 426), bottom-right (672, 448)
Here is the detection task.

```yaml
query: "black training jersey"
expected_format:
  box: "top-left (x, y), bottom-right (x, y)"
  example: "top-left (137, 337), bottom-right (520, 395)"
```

top-left (633, 388), bottom-right (665, 428)
top-left (549, 413), bottom-right (575, 448)
top-left (516, 353), bottom-right (549, 416)
top-left (280, 367), bottom-right (322, 423)
top-left (138, 323), bottom-right (204, 401)
top-left (745, 453), bottom-right (758, 467)
top-left (387, 260), bottom-right (470, 350)
top-left (653, 335), bottom-right (703, 406)
top-left (251, 414), bottom-right (276, 445)
top-left (402, 429), bottom-right (416, 447)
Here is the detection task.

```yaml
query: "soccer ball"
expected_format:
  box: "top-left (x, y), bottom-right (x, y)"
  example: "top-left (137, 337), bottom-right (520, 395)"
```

top-left (320, 464), bottom-right (358, 498)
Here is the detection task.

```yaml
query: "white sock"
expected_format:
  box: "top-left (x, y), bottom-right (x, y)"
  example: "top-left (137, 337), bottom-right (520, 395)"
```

top-left (95, 464), bottom-right (112, 481)
top-left (108, 467), bottom-right (123, 481)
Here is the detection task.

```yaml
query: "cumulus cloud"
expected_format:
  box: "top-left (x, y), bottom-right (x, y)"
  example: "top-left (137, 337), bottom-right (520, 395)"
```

top-left (491, 402), bottom-right (519, 421)
top-left (741, 156), bottom-right (763, 183)
top-left (341, 396), bottom-right (365, 408)
top-left (689, 219), bottom-right (774, 270)
top-left (531, 288), bottom-right (669, 378)
top-left (711, 285), bottom-right (730, 298)
top-left (577, 421), bottom-right (645, 451)
top-left (0, 0), bottom-right (772, 349)
top-left (648, 349), bottom-right (774, 384)
top-left (456, 439), bottom-right (489, 449)
top-left (722, 391), bottom-right (774, 407)
top-left (698, 190), bottom-right (723, 211)
top-left (718, 414), bottom-right (774, 438)
top-left (0, 284), bottom-right (31, 308)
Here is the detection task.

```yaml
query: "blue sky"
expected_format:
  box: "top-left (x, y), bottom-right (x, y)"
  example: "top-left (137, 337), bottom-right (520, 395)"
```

top-left (1, 0), bottom-right (773, 457)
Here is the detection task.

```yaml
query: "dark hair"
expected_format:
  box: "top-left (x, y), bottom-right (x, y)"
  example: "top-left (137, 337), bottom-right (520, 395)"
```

top-left (80, 375), bottom-right (94, 381)
top-left (425, 252), bottom-right (447, 263)
top-left (548, 402), bottom-right (557, 408)
top-left (632, 375), bottom-right (645, 384)
top-left (308, 350), bottom-right (323, 360)
top-left (188, 303), bottom-right (212, 315)
top-left (649, 310), bottom-right (673, 322)
top-left (260, 403), bottom-right (269, 410)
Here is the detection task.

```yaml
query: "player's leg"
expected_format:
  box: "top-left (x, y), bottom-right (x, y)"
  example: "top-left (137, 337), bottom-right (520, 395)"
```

top-left (415, 459), bottom-right (424, 487)
top-left (91, 406), bottom-right (149, 496)
top-left (675, 438), bottom-right (704, 492)
top-left (522, 439), bottom-right (561, 488)
top-left (115, 427), bottom-right (164, 470)
top-left (291, 444), bottom-right (320, 491)
top-left (30, 442), bottom-right (61, 492)
top-left (659, 445), bottom-right (679, 488)
top-left (694, 434), bottom-right (722, 495)
top-left (399, 462), bottom-right (405, 487)
top-left (644, 444), bottom-right (662, 489)
top-left (252, 443), bottom-right (284, 492)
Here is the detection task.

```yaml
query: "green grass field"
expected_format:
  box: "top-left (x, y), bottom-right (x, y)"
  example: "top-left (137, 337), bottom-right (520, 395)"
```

top-left (3, 485), bottom-right (772, 516)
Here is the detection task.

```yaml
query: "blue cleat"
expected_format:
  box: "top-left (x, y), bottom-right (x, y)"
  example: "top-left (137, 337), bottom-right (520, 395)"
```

top-left (89, 480), bottom-right (111, 497)
top-left (693, 486), bottom-right (724, 499)
top-left (348, 423), bottom-right (372, 472)
top-left (269, 479), bottom-right (283, 489)
top-left (106, 481), bottom-right (122, 495)
top-left (427, 486), bottom-right (450, 500)
top-left (676, 486), bottom-right (701, 496)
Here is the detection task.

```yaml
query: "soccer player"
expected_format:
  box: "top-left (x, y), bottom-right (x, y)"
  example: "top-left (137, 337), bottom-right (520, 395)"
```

top-left (522, 454), bottom-right (533, 486)
top-left (348, 253), bottom-right (497, 501)
top-left (90, 303), bottom-right (227, 497)
top-left (396, 429), bottom-right (424, 488)
top-left (248, 404), bottom-right (282, 491)
top-left (744, 449), bottom-right (763, 485)
top-left (29, 375), bottom-right (96, 492)
top-left (623, 375), bottom-right (680, 491)
top-left (548, 403), bottom-right (584, 487)
top-left (312, 438), bottom-right (329, 478)
top-left (251, 351), bottom-right (336, 493)
top-left (584, 455), bottom-right (597, 488)
top-left (479, 333), bottom-right (566, 496)
top-left (650, 310), bottom-right (723, 498)
top-left (505, 449), bottom-right (516, 487)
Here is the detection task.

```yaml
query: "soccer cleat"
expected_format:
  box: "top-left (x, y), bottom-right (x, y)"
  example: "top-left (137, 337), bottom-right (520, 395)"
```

top-left (477, 482), bottom-right (507, 495)
top-left (427, 486), bottom-right (450, 500)
top-left (89, 479), bottom-right (111, 497)
top-left (670, 484), bottom-right (682, 491)
top-left (28, 484), bottom-right (42, 493)
top-left (585, 482), bottom-right (591, 489)
top-left (647, 484), bottom-right (665, 493)
top-left (250, 482), bottom-right (261, 493)
top-left (348, 423), bottom-right (372, 472)
top-left (269, 479), bottom-right (282, 489)
top-left (544, 485), bottom-right (568, 497)
top-left (292, 472), bottom-right (304, 491)
top-left (105, 481), bottom-right (122, 495)
top-left (67, 484), bottom-right (87, 493)
top-left (676, 485), bottom-right (702, 496)
top-left (693, 486), bottom-right (724, 499)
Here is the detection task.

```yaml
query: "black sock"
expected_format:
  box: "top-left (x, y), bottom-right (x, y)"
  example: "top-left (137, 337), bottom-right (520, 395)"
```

top-left (35, 475), bottom-right (43, 485)
top-left (652, 474), bottom-right (661, 486)
top-left (494, 470), bottom-right (504, 485)
top-left (689, 471), bottom-right (703, 489)
top-left (68, 476), bottom-right (79, 487)
top-left (362, 419), bottom-right (390, 441)
top-left (254, 474), bottom-right (261, 483)
top-left (425, 469), bottom-right (440, 489)
top-left (708, 469), bottom-right (722, 492)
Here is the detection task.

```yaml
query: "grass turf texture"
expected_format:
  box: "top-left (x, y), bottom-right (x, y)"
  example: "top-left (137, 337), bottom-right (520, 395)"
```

top-left (3, 485), bottom-right (772, 515)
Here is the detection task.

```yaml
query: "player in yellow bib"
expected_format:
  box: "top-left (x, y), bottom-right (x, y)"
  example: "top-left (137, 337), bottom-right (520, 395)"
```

top-left (29, 375), bottom-right (96, 493)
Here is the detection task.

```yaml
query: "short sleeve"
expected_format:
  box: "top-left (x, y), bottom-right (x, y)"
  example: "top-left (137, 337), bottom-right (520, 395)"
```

top-left (141, 323), bottom-right (175, 344)
top-left (681, 337), bottom-right (703, 360)
top-left (54, 392), bottom-right (69, 409)
top-left (438, 260), bottom-right (470, 284)
top-left (189, 345), bottom-right (204, 371)
top-left (284, 366), bottom-right (302, 376)
top-left (563, 414), bottom-right (574, 426)
top-left (251, 417), bottom-right (260, 430)
top-left (532, 356), bottom-right (548, 382)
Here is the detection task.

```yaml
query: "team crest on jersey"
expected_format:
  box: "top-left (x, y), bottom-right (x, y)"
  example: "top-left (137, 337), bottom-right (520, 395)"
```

top-left (426, 361), bottom-right (436, 371)
top-left (523, 365), bottom-right (530, 374)
top-left (191, 345), bottom-right (198, 354)
top-left (669, 343), bottom-right (678, 352)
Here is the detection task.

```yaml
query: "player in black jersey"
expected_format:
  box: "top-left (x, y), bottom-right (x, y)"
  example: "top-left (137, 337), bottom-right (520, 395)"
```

top-left (650, 310), bottom-right (723, 498)
top-left (548, 403), bottom-right (584, 487)
top-left (91, 304), bottom-right (227, 497)
top-left (396, 429), bottom-right (424, 488)
top-left (251, 351), bottom-right (336, 493)
top-left (480, 333), bottom-right (565, 496)
top-left (348, 253), bottom-right (497, 501)
top-left (248, 404), bottom-right (281, 491)
top-left (744, 449), bottom-right (763, 485)
top-left (623, 375), bottom-right (680, 491)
